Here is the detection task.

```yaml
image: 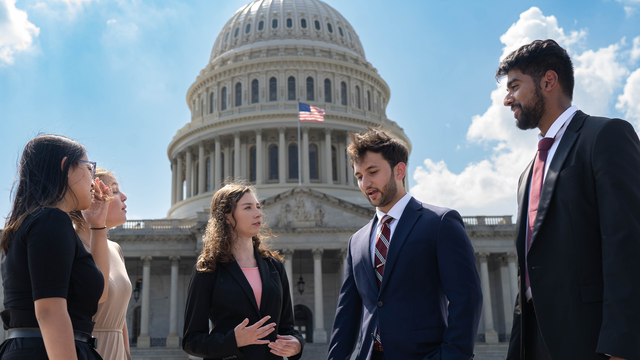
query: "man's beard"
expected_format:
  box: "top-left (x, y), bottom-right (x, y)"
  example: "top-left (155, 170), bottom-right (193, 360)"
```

top-left (366, 171), bottom-right (398, 209)
top-left (514, 85), bottom-right (546, 130)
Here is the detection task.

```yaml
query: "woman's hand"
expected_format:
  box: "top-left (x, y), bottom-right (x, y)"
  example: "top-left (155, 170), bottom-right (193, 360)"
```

top-left (81, 177), bottom-right (112, 228)
top-left (233, 316), bottom-right (276, 348)
top-left (268, 335), bottom-right (302, 357)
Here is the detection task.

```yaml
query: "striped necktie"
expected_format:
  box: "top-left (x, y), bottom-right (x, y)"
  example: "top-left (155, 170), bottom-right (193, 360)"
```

top-left (374, 215), bottom-right (394, 288)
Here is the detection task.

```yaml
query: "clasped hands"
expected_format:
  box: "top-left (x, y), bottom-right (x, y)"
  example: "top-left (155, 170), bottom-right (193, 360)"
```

top-left (234, 316), bottom-right (302, 357)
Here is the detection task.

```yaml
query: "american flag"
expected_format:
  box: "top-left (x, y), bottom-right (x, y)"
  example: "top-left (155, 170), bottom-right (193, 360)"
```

top-left (299, 102), bottom-right (325, 122)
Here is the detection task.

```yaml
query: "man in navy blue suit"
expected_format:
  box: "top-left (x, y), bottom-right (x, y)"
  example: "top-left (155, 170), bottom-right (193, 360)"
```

top-left (328, 128), bottom-right (483, 360)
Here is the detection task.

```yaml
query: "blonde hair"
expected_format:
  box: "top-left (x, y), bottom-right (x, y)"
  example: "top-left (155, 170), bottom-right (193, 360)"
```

top-left (196, 182), bottom-right (282, 273)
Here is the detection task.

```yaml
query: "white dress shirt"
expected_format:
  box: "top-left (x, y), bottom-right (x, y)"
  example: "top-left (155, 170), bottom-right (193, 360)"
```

top-left (525, 105), bottom-right (579, 300)
top-left (369, 192), bottom-right (412, 267)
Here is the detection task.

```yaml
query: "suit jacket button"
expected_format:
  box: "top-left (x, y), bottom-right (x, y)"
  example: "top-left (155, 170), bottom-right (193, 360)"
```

top-left (377, 301), bottom-right (383, 307)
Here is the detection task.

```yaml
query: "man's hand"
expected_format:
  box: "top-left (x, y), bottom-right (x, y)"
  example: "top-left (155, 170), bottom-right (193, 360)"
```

top-left (233, 316), bottom-right (276, 347)
top-left (268, 335), bottom-right (302, 357)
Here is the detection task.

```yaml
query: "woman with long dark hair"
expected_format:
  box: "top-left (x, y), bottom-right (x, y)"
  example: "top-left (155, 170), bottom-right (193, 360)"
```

top-left (0, 134), bottom-right (111, 360)
top-left (182, 183), bottom-right (304, 360)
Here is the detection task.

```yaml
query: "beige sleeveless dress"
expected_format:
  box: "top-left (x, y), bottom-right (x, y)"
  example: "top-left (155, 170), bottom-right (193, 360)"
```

top-left (82, 239), bottom-right (132, 360)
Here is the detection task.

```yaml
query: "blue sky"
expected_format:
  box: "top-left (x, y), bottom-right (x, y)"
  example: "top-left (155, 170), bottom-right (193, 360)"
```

top-left (1, 0), bottom-right (639, 220)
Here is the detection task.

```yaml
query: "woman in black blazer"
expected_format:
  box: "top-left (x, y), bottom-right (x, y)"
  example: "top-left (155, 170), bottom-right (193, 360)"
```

top-left (182, 183), bottom-right (304, 360)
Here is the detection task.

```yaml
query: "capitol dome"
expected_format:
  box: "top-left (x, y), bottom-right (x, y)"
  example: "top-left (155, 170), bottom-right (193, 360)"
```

top-left (166, 0), bottom-right (410, 220)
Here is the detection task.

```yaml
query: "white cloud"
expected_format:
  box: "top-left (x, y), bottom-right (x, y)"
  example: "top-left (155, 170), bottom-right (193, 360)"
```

top-left (616, 0), bottom-right (640, 16)
top-left (631, 36), bottom-right (640, 63)
top-left (411, 6), bottom-right (639, 217)
top-left (102, 18), bottom-right (139, 45)
top-left (0, 0), bottom-right (40, 65)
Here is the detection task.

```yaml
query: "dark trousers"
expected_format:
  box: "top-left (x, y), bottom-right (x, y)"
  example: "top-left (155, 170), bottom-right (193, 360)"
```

top-left (371, 349), bottom-right (387, 360)
top-left (524, 300), bottom-right (552, 360)
top-left (0, 338), bottom-right (102, 360)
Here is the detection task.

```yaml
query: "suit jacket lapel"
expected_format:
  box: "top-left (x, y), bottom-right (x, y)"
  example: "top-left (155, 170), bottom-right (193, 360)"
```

top-left (516, 160), bottom-right (534, 259)
top-left (358, 216), bottom-right (379, 294)
top-left (255, 250), bottom-right (270, 313)
top-left (379, 197), bottom-right (421, 294)
top-left (224, 259), bottom-right (261, 316)
top-left (530, 113), bottom-right (584, 247)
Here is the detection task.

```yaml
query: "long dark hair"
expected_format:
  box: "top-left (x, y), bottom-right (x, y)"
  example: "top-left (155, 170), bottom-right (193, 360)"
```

top-left (1, 134), bottom-right (86, 254)
top-left (196, 182), bottom-right (282, 273)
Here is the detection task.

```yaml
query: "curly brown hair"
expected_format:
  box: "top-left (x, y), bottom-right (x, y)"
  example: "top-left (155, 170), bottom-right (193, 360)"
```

top-left (196, 182), bottom-right (282, 273)
top-left (347, 127), bottom-right (408, 178)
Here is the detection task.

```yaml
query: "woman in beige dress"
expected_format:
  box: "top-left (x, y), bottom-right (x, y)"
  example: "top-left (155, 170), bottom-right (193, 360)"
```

top-left (73, 168), bottom-right (133, 360)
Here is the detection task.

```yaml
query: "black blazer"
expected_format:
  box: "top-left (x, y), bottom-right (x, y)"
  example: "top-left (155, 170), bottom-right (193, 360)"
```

top-left (182, 250), bottom-right (304, 360)
top-left (507, 111), bottom-right (640, 360)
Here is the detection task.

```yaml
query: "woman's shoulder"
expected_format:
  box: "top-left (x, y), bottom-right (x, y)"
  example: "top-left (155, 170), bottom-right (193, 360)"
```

top-left (22, 207), bottom-right (74, 238)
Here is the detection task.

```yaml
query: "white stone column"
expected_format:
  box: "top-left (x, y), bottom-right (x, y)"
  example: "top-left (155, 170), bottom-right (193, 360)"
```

top-left (499, 255), bottom-right (513, 334)
top-left (234, 132), bottom-right (241, 180)
top-left (478, 252), bottom-right (498, 343)
top-left (283, 249), bottom-right (294, 304)
top-left (176, 154), bottom-right (183, 202)
top-left (337, 137), bottom-right (346, 185)
top-left (214, 137), bottom-right (221, 190)
top-left (302, 127), bottom-right (310, 184)
top-left (312, 249), bottom-right (327, 343)
top-left (170, 159), bottom-right (177, 206)
top-left (324, 129), bottom-right (332, 184)
top-left (198, 143), bottom-right (205, 195)
top-left (167, 256), bottom-right (181, 347)
top-left (209, 147), bottom-right (215, 192)
top-left (223, 143), bottom-right (230, 184)
top-left (185, 150), bottom-right (193, 198)
top-left (255, 129), bottom-right (263, 185)
top-left (137, 256), bottom-right (152, 348)
top-left (346, 136), bottom-right (354, 187)
top-left (278, 127), bottom-right (286, 184)
top-left (507, 252), bottom-right (518, 306)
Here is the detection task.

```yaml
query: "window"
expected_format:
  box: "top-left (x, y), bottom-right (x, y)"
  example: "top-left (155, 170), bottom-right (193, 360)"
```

top-left (327, 23), bottom-right (333, 33)
top-left (272, 19), bottom-right (278, 29)
top-left (234, 27), bottom-right (239, 38)
top-left (301, 19), bottom-right (307, 28)
top-left (210, 92), bottom-right (215, 113)
top-left (269, 77), bottom-right (277, 102)
top-left (201, 99), bottom-right (204, 117)
top-left (288, 76), bottom-right (296, 100)
top-left (225, 32), bottom-right (229, 42)
top-left (340, 82), bottom-right (347, 106)
top-left (367, 90), bottom-right (371, 111)
top-left (250, 146), bottom-right (256, 182)
top-left (309, 144), bottom-right (319, 180)
top-left (324, 79), bottom-right (331, 103)
top-left (269, 145), bottom-right (278, 181)
top-left (206, 157), bottom-right (211, 191)
top-left (348, 31), bottom-right (353, 41)
top-left (251, 79), bottom-right (259, 104)
top-left (288, 144), bottom-right (298, 180)
top-left (235, 82), bottom-right (242, 107)
top-left (220, 152), bottom-right (224, 182)
top-left (286, 18), bottom-right (292, 28)
top-left (355, 85), bottom-right (361, 109)
top-left (338, 27), bottom-right (343, 37)
top-left (314, 20), bottom-right (321, 30)
top-left (221, 87), bottom-right (227, 111)
top-left (331, 146), bottom-right (338, 182)
top-left (306, 77), bottom-right (314, 101)
top-left (245, 24), bottom-right (251, 34)
top-left (258, 20), bottom-right (264, 31)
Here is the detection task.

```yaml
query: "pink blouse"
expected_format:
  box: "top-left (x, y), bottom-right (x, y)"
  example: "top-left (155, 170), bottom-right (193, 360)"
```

top-left (241, 267), bottom-right (262, 308)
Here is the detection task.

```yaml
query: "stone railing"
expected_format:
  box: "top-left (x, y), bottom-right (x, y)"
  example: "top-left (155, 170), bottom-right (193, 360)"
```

top-left (113, 219), bottom-right (198, 230)
top-left (462, 216), bottom-right (512, 226)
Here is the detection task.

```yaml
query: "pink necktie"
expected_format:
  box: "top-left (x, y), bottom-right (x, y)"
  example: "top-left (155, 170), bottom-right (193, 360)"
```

top-left (526, 137), bottom-right (555, 288)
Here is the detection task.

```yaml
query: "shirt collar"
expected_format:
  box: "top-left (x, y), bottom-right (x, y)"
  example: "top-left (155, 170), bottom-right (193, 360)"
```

top-left (539, 105), bottom-right (578, 140)
top-left (375, 192), bottom-right (412, 223)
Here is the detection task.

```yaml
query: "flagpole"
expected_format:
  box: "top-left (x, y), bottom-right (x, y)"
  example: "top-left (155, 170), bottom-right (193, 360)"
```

top-left (297, 100), bottom-right (302, 187)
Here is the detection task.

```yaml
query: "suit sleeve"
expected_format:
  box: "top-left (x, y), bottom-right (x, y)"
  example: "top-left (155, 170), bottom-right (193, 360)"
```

top-left (182, 265), bottom-right (243, 359)
top-left (434, 210), bottom-right (483, 360)
top-left (592, 119), bottom-right (640, 359)
top-left (274, 259), bottom-right (305, 360)
top-left (328, 236), bottom-right (362, 360)
top-left (506, 290), bottom-right (522, 359)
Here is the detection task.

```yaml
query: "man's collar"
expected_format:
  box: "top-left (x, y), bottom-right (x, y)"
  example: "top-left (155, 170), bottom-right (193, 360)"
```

top-left (376, 192), bottom-right (412, 222)
top-left (539, 105), bottom-right (578, 140)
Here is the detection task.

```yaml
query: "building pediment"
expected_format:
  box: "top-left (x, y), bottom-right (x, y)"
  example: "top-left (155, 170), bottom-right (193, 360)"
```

top-left (261, 187), bottom-right (374, 231)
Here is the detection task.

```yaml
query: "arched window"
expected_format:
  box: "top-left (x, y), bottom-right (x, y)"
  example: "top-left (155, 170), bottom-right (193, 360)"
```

top-left (306, 77), bottom-right (314, 101)
top-left (245, 24), bottom-right (251, 34)
top-left (269, 77), bottom-right (277, 102)
top-left (210, 92), bottom-right (215, 113)
top-left (327, 23), bottom-right (333, 33)
top-left (258, 20), bottom-right (264, 31)
top-left (286, 18), bottom-right (292, 28)
top-left (338, 27), bottom-right (344, 37)
top-left (367, 90), bottom-right (371, 111)
top-left (340, 82), bottom-right (347, 106)
top-left (324, 79), bottom-right (331, 103)
top-left (288, 76), bottom-right (296, 100)
top-left (205, 157), bottom-right (211, 191)
top-left (221, 87), bottom-right (227, 111)
top-left (269, 145), bottom-right (278, 181)
top-left (288, 144), bottom-right (298, 180)
top-left (301, 19), bottom-right (307, 28)
top-left (309, 144), bottom-right (319, 180)
top-left (235, 82), bottom-right (242, 107)
top-left (249, 146), bottom-right (256, 182)
top-left (331, 146), bottom-right (338, 182)
top-left (132, 306), bottom-right (141, 342)
top-left (314, 20), bottom-right (321, 30)
top-left (225, 32), bottom-right (229, 42)
top-left (234, 27), bottom-right (239, 38)
top-left (251, 79), bottom-right (259, 104)
top-left (355, 85), bottom-right (361, 109)
top-left (272, 19), bottom-right (278, 29)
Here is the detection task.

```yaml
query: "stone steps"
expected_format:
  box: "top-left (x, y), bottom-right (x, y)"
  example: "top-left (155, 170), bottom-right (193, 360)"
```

top-left (130, 348), bottom-right (190, 360)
